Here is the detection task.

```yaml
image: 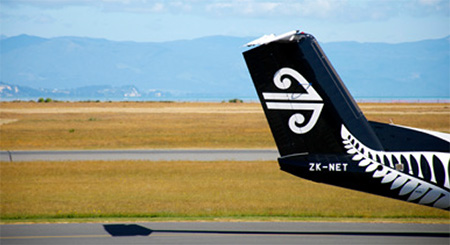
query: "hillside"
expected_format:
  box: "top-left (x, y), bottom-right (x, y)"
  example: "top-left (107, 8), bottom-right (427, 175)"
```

top-left (1, 35), bottom-right (448, 100)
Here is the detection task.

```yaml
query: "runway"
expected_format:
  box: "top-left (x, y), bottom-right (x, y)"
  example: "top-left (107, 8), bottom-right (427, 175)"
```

top-left (1, 222), bottom-right (448, 244)
top-left (0, 149), bottom-right (279, 162)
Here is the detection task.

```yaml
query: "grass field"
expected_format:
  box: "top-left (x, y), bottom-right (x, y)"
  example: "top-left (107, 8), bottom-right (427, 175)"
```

top-left (0, 102), bottom-right (271, 149)
top-left (0, 102), bottom-right (449, 150)
top-left (1, 160), bottom-right (448, 222)
top-left (0, 102), bottom-right (449, 222)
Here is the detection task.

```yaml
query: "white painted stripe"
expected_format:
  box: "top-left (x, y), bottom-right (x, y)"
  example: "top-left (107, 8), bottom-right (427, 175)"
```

top-left (262, 92), bottom-right (322, 101)
top-left (265, 102), bottom-right (323, 111)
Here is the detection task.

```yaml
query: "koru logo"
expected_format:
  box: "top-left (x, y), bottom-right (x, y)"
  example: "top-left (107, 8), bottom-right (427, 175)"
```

top-left (262, 67), bottom-right (324, 134)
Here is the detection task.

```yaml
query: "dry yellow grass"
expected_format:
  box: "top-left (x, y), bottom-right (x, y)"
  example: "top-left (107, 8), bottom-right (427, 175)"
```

top-left (360, 103), bottom-right (450, 134)
top-left (0, 102), bottom-right (270, 149)
top-left (1, 160), bottom-right (448, 221)
top-left (0, 102), bottom-right (448, 150)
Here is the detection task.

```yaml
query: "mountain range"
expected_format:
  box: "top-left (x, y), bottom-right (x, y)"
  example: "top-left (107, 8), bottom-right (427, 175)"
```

top-left (0, 34), bottom-right (449, 101)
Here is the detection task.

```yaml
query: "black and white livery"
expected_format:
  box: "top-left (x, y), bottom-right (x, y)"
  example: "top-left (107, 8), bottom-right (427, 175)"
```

top-left (243, 30), bottom-right (450, 210)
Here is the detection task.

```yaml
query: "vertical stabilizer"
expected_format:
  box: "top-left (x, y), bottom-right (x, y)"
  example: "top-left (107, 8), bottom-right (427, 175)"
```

top-left (243, 31), bottom-right (384, 157)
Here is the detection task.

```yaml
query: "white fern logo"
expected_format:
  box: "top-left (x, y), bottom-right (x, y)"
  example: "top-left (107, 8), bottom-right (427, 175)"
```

top-left (341, 125), bottom-right (450, 209)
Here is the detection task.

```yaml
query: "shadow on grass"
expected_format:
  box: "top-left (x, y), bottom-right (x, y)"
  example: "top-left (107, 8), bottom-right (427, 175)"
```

top-left (103, 224), bottom-right (449, 238)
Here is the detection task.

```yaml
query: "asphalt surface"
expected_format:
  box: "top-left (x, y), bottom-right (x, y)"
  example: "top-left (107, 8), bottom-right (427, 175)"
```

top-left (1, 222), bottom-right (449, 245)
top-left (0, 149), bottom-right (279, 162)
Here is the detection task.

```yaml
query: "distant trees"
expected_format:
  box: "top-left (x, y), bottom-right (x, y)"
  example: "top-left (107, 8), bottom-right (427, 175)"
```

top-left (228, 98), bottom-right (243, 103)
top-left (37, 97), bottom-right (53, 103)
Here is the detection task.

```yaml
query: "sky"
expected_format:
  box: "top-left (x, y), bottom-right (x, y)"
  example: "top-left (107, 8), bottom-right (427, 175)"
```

top-left (0, 0), bottom-right (449, 43)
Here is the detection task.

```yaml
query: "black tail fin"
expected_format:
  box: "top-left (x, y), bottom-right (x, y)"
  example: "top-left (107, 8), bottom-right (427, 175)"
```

top-left (243, 31), bottom-right (450, 211)
top-left (243, 31), bottom-right (384, 157)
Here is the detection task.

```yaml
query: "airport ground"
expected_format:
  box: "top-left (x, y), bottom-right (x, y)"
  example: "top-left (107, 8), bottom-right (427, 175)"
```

top-left (0, 102), bottom-right (449, 223)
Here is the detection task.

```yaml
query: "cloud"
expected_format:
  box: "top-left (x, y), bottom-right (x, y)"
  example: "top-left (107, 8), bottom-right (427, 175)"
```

top-left (2, 0), bottom-right (195, 14)
top-left (204, 0), bottom-right (449, 21)
top-left (415, 0), bottom-right (449, 16)
top-left (119, 3), bottom-right (165, 13)
top-left (33, 14), bottom-right (56, 24)
top-left (419, 0), bottom-right (443, 6)
top-left (1, 0), bottom-right (92, 9)
top-left (2, 0), bottom-right (448, 21)
top-left (205, 1), bottom-right (280, 15)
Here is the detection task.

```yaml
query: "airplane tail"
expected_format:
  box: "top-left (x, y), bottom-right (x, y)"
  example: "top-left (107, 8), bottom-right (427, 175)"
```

top-left (243, 30), bottom-right (450, 210)
top-left (243, 31), bottom-right (384, 157)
